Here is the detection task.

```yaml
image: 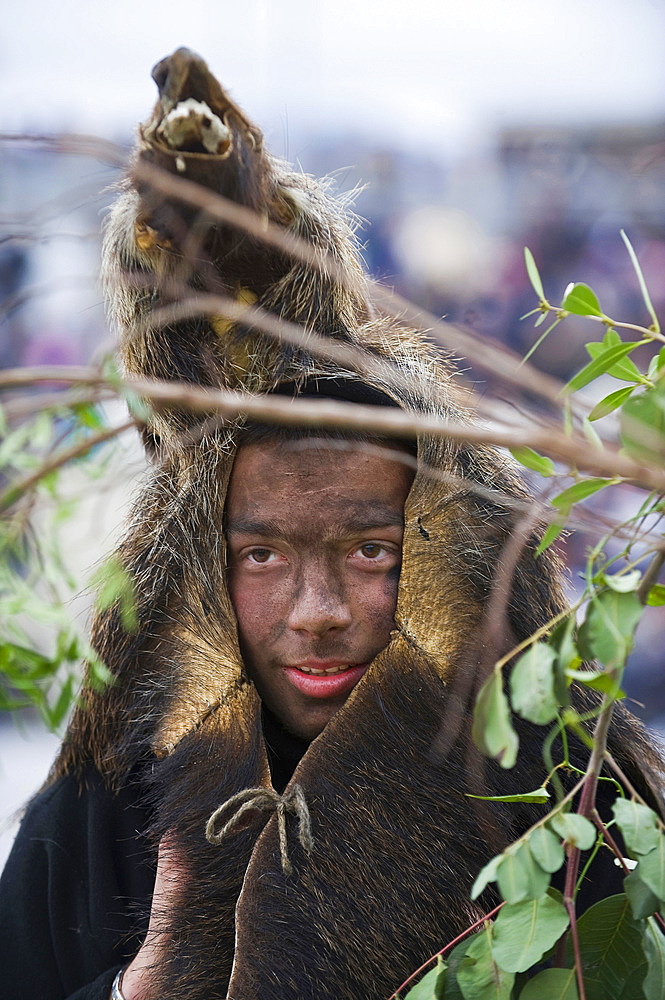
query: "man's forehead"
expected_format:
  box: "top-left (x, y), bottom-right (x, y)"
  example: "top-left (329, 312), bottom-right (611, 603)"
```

top-left (229, 437), bottom-right (414, 478)
top-left (225, 438), bottom-right (413, 531)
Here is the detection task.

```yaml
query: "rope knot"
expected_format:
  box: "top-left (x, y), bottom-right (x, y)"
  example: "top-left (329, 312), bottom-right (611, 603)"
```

top-left (205, 784), bottom-right (314, 875)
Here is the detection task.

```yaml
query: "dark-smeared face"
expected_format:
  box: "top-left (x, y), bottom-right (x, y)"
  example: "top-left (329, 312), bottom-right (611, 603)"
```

top-left (225, 441), bottom-right (413, 740)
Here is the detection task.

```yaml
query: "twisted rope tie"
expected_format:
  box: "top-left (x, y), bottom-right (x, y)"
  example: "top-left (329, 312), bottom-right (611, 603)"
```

top-left (205, 784), bottom-right (314, 875)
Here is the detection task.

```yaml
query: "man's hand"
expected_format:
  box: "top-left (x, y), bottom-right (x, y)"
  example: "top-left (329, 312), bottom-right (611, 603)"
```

top-left (119, 837), bottom-right (185, 1000)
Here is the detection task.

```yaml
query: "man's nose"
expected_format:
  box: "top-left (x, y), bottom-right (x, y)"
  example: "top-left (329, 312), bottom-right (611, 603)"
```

top-left (286, 565), bottom-right (353, 636)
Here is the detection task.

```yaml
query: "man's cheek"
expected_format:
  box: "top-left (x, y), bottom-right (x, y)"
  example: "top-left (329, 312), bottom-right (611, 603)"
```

top-left (382, 566), bottom-right (401, 612)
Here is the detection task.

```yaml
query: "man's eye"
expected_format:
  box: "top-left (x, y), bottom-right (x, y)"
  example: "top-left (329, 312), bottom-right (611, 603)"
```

top-left (359, 543), bottom-right (384, 559)
top-left (248, 548), bottom-right (273, 563)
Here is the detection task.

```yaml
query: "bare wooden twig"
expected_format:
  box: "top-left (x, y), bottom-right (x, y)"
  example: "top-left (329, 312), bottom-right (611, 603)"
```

top-left (3, 366), bottom-right (665, 493)
top-left (0, 419), bottom-right (135, 512)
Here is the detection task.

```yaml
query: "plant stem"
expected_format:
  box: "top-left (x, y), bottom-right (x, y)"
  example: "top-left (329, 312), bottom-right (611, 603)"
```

top-left (637, 548), bottom-right (665, 605)
top-left (604, 752), bottom-right (645, 805)
top-left (592, 811), bottom-right (665, 935)
top-left (584, 315), bottom-right (665, 344)
top-left (555, 694), bottom-right (615, 990)
top-left (565, 891), bottom-right (587, 1000)
top-left (0, 419), bottom-right (135, 512)
top-left (4, 365), bottom-right (665, 493)
top-left (591, 810), bottom-right (630, 873)
top-left (386, 903), bottom-right (504, 1000)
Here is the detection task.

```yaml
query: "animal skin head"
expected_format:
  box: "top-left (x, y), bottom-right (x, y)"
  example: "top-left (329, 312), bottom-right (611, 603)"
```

top-left (66, 47), bottom-right (563, 778)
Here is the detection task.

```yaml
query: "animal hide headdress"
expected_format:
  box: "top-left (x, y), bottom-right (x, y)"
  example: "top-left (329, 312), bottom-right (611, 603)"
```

top-left (55, 49), bottom-right (661, 1000)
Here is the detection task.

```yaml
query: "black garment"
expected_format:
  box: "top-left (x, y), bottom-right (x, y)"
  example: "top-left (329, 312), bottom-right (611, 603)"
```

top-left (0, 720), bottom-right (309, 1000)
top-left (0, 766), bottom-right (155, 1000)
top-left (0, 718), bottom-right (632, 998)
top-left (261, 707), bottom-right (311, 794)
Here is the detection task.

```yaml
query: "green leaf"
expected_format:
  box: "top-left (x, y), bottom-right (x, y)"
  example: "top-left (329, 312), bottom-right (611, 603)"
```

top-left (564, 342), bottom-right (644, 393)
top-left (535, 521), bottom-right (566, 557)
top-left (510, 643), bottom-right (559, 725)
top-left (582, 416), bottom-right (603, 451)
top-left (522, 318), bottom-right (562, 365)
top-left (562, 282), bottom-right (602, 317)
top-left (612, 799), bottom-right (662, 858)
top-left (570, 894), bottom-right (647, 1000)
top-left (621, 384), bottom-right (665, 464)
top-left (551, 478), bottom-right (615, 511)
top-left (403, 958), bottom-right (447, 1000)
top-left (48, 674), bottom-right (75, 730)
top-left (577, 589), bottom-right (644, 672)
top-left (434, 937), bottom-right (479, 1000)
top-left (643, 916), bottom-right (665, 1000)
top-left (624, 869), bottom-right (660, 919)
top-left (92, 556), bottom-right (138, 633)
top-left (636, 836), bottom-right (665, 902)
top-left (549, 616), bottom-right (579, 703)
top-left (73, 403), bottom-right (105, 431)
top-left (621, 229), bottom-right (661, 335)
top-left (471, 854), bottom-right (503, 900)
top-left (529, 826), bottom-right (566, 875)
top-left (585, 340), bottom-right (644, 384)
top-left (468, 787), bottom-right (550, 805)
top-left (548, 813), bottom-right (596, 851)
top-left (647, 584), bottom-right (665, 607)
top-left (603, 570), bottom-right (642, 594)
top-left (509, 447), bottom-right (555, 477)
top-left (565, 668), bottom-right (625, 698)
top-left (30, 410), bottom-right (55, 450)
top-left (456, 925), bottom-right (515, 1000)
top-left (588, 386), bottom-right (636, 422)
top-left (491, 895), bottom-right (569, 973)
top-left (472, 672), bottom-right (519, 769)
top-left (497, 841), bottom-right (550, 904)
top-left (525, 247), bottom-right (545, 300)
top-left (517, 968), bottom-right (579, 1000)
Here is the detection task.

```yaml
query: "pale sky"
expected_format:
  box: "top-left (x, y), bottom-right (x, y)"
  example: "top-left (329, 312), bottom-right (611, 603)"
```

top-left (3, 0), bottom-right (664, 156)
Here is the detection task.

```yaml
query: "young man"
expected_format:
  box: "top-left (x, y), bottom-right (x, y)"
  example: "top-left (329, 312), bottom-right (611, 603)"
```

top-left (0, 49), bottom-right (662, 1000)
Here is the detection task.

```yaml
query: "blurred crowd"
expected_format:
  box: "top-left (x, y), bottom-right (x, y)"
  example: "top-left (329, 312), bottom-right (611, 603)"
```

top-left (1, 117), bottom-right (664, 725)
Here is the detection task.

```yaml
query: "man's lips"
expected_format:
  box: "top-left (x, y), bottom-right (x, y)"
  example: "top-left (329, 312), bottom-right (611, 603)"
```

top-left (283, 661), bottom-right (370, 699)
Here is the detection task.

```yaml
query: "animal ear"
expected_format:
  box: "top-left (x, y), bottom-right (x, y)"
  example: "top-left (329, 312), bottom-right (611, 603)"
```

top-left (101, 48), bottom-right (371, 452)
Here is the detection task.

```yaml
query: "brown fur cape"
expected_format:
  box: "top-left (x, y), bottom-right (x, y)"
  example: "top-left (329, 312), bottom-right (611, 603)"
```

top-left (54, 48), bottom-right (663, 1000)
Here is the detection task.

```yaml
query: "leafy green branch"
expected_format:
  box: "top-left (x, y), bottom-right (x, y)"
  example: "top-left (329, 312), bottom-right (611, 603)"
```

top-left (400, 236), bottom-right (665, 999)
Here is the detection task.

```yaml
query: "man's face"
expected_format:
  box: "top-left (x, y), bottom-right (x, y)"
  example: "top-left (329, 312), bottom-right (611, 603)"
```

top-left (225, 440), bottom-right (413, 740)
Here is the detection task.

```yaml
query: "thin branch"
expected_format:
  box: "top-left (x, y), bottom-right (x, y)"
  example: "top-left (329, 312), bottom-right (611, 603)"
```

top-left (603, 752), bottom-right (647, 805)
top-left (386, 902), bottom-right (505, 1000)
top-left (637, 548), bottom-right (665, 604)
top-left (4, 366), bottom-right (665, 493)
top-left (0, 365), bottom-right (102, 389)
top-left (0, 419), bottom-right (135, 512)
top-left (143, 292), bottom-right (418, 398)
top-left (583, 314), bottom-right (665, 345)
top-left (555, 695), bottom-right (615, 990)
top-left (129, 156), bottom-right (568, 407)
top-left (3, 388), bottom-right (116, 423)
top-left (591, 811), bottom-right (630, 874)
top-left (564, 892), bottom-right (587, 1000)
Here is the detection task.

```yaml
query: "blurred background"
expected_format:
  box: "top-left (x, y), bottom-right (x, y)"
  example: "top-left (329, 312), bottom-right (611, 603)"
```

top-left (1, 0), bottom-right (665, 865)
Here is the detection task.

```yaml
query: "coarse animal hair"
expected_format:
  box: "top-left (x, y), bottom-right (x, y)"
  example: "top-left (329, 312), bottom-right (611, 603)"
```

top-left (54, 48), bottom-right (664, 1000)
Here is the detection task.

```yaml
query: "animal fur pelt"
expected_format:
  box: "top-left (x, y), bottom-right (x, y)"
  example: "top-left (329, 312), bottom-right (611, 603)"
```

top-left (55, 49), bottom-right (663, 1000)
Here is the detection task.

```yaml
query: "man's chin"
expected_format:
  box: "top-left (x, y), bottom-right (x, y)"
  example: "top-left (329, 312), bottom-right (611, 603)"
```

top-left (277, 696), bottom-right (349, 742)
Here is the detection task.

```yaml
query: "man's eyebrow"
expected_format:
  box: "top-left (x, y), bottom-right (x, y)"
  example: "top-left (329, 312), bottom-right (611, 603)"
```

top-left (226, 504), bottom-right (404, 537)
top-left (337, 505), bottom-right (405, 532)
top-left (226, 517), bottom-right (288, 536)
